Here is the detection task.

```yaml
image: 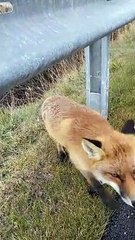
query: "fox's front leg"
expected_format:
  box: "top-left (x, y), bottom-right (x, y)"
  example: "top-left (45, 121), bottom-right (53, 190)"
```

top-left (86, 174), bottom-right (119, 210)
top-left (56, 143), bottom-right (69, 162)
top-left (87, 185), bottom-right (99, 197)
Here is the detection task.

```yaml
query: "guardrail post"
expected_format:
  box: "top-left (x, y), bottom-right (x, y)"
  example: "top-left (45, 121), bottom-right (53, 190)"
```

top-left (85, 35), bottom-right (110, 118)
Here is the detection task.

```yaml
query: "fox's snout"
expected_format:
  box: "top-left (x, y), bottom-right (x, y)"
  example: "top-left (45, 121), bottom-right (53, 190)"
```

top-left (94, 170), bottom-right (135, 208)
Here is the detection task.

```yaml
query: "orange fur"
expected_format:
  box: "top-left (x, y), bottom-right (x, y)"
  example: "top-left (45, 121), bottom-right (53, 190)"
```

top-left (41, 95), bottom-right (135, 206)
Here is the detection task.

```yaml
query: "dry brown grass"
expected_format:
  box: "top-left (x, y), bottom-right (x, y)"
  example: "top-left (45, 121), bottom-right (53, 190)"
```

top-left (0, 50), bottom-right (84, 108)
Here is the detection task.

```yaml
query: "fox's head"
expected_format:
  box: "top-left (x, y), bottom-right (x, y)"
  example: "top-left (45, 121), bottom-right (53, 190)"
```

top-left (82, 120), bottom-right (135, 207)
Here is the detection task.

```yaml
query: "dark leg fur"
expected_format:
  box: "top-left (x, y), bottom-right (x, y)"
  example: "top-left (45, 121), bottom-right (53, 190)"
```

top-left (57, 150), bottom-right (68, 162)
top-left (87, 185), bottom-right (99, 197)
top-left (86, 174), bottom-right (119, 210)
top-left (57, 145), bottom-right (69, 162)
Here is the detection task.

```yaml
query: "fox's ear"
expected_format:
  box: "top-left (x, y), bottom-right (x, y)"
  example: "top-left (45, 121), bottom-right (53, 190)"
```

top-left (81, 138), bottom-right (105, 160)
top-left (121, 120), bottom-right (135, 134)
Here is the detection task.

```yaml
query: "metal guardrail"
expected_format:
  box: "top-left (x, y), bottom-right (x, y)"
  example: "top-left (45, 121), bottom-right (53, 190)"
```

top-left (0, 0), bottom-right (135, 116)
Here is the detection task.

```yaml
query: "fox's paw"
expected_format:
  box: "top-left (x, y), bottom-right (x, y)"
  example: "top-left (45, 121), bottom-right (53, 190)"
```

top-left (87, 186), bottom-right (98, 197)
top-left (57, 145), bottom-right (69, 163)
top-left (57, 143), bottom-right (68, 163)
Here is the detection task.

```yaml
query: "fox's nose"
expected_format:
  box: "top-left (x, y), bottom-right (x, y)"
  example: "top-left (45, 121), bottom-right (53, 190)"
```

top-left (131, 201), bottom-right (135, 207)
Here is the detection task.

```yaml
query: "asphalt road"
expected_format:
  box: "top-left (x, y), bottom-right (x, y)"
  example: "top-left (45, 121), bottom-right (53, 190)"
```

top-left (101, 198), bottom-right (135, 240)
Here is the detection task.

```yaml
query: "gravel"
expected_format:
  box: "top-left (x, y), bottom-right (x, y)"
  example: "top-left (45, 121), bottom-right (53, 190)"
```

top-left (102, 198), bottom-right (135, 240)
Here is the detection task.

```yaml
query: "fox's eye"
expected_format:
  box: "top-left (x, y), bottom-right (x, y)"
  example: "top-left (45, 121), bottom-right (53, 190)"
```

top-left (110, 173), bottom-right (120, 178)
top-left (106, 172), bottom-right (121, 179)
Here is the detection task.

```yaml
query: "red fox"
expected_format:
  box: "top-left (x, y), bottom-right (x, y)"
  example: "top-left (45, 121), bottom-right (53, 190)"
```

top-left (41, 95), bottom-right (135, 207)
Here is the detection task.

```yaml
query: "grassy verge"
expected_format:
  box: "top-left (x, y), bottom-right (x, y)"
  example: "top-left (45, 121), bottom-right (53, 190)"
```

top-left (1, 26), bottom-right (135, 240)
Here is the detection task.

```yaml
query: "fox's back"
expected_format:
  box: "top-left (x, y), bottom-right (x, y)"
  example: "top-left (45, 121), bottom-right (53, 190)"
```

top-left (41, 96), bottom-right (113, 142)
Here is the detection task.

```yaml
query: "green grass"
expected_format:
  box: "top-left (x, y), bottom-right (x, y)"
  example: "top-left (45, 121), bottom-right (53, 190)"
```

top-left (109, 29), bottom-right (135, 128)
top-left (1, 26), bottom-right (135, 240)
